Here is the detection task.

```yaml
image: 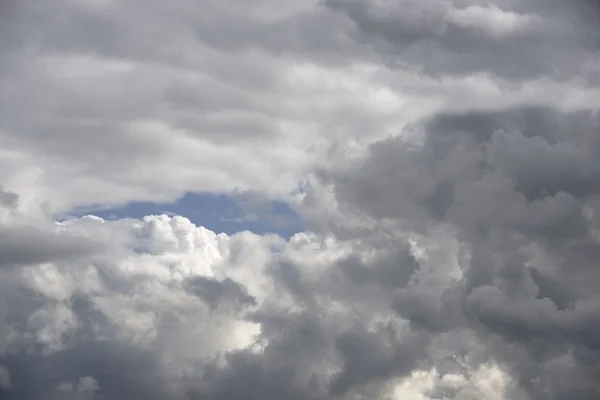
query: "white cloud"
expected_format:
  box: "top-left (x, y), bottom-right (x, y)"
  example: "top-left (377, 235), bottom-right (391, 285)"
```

top-left (446, 4), bottom-right (541, 38)
top-left (0, 210), bottom-right (481, 398)
top-left (0, 214), bottom-right (270, 395)
top-left (391, 362), bottom-right (514, 400)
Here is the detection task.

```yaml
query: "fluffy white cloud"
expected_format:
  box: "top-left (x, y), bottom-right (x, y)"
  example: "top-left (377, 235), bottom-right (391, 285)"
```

top-left (0, 207), bottom-right (514, 399)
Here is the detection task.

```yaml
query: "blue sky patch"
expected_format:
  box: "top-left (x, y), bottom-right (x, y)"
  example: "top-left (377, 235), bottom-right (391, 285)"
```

top-left (60, 192), bottom-right (303, 238)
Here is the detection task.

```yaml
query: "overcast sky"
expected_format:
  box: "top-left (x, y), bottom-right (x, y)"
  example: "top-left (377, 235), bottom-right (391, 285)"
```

top-left (1, 0), bottom-right (600, 399)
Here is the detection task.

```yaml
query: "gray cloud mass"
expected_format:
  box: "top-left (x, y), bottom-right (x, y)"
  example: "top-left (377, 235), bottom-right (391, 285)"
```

top-left (1, 0), bottom-right (600, 399)
top-left (309, 106), bottom-right (600, 399)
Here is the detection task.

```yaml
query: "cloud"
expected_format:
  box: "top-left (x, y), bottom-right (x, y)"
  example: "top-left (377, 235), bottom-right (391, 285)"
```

top-left (53, 377), bottom-right (100, 400)
top-left (0, 365), bottom-right (10, 389)
top-left (0, 209), bottom-right (517, 400)
top-left (2, 0), bottom-right (599, 216)
top-left (0, 0), bottom-right (387, 213)
top-left (184, 276), bottom-right (257, 311)
top-left (307, 106), bottom-right (600, 399)
top-left (0, 225), bottom-right (102, 268)
top-left (0, 187), bottom-right (102, 269)
top-left (325, 0), bottom-right (600, 81)
top-left (1, 215), bottom-right (272, 399)
top-left (0, 187), bottom-right (18, 210)
top-left (2, 0), bottom-right (600, 399)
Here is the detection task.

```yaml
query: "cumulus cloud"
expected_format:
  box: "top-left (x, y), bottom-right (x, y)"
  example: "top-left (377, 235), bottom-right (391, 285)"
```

top-left (2, 215), bottom-right (271, 398)
top-left (0, 209), bottom-right (516, 399)
top-left (2, 0), bottom-right (600, 399)
top-left (305, 106), bottom-right (600, 399)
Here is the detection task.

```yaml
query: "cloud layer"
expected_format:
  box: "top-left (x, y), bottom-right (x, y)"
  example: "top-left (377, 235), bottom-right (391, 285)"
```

top-left (1, 0), bottom-right (600, 399)
top-left (2, 0), bottom-right (599, 214)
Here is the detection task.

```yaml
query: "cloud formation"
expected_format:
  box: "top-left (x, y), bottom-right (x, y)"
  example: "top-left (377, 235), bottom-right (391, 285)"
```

top-left (1, 0), bottom-right (600, 399)
top-left (306, 106), bottom-right (600, 399)
top-left (2, 0), bottom-right (599, 214)
top-left (325, 0), bottom-right (600, 81)
top-left (0, 212), bottom-right (512, 399)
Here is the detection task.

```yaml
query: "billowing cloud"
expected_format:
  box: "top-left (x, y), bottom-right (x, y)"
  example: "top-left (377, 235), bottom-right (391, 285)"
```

top-left (305, 106), bottom-right (600, 399)
top-left (0, 209), bottom-right (517, 399)
top-left (2, 0), bottom-right (600, 399)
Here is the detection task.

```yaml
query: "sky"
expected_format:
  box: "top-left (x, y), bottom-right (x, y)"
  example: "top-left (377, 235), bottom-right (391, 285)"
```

top-left (60, 192), bottom-right (304, 238)
top-left (1, 0), bottom-right (600, 399)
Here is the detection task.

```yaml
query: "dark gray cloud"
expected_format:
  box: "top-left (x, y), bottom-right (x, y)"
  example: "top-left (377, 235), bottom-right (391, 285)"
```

top-left (325, 0), bottom-right (600, 82)
top-left (0, 190), bottom-right (101, 278)
top-left (184, 276), bottom-right (257, 311)
top-left (0, 225), bottom-right (102, 268)
top-left (0, 187), bottom-right (18, 209)
top-left (329, 327), bottom-right (428, 396)
top-left (309, 106), bottom-right (600, 399)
